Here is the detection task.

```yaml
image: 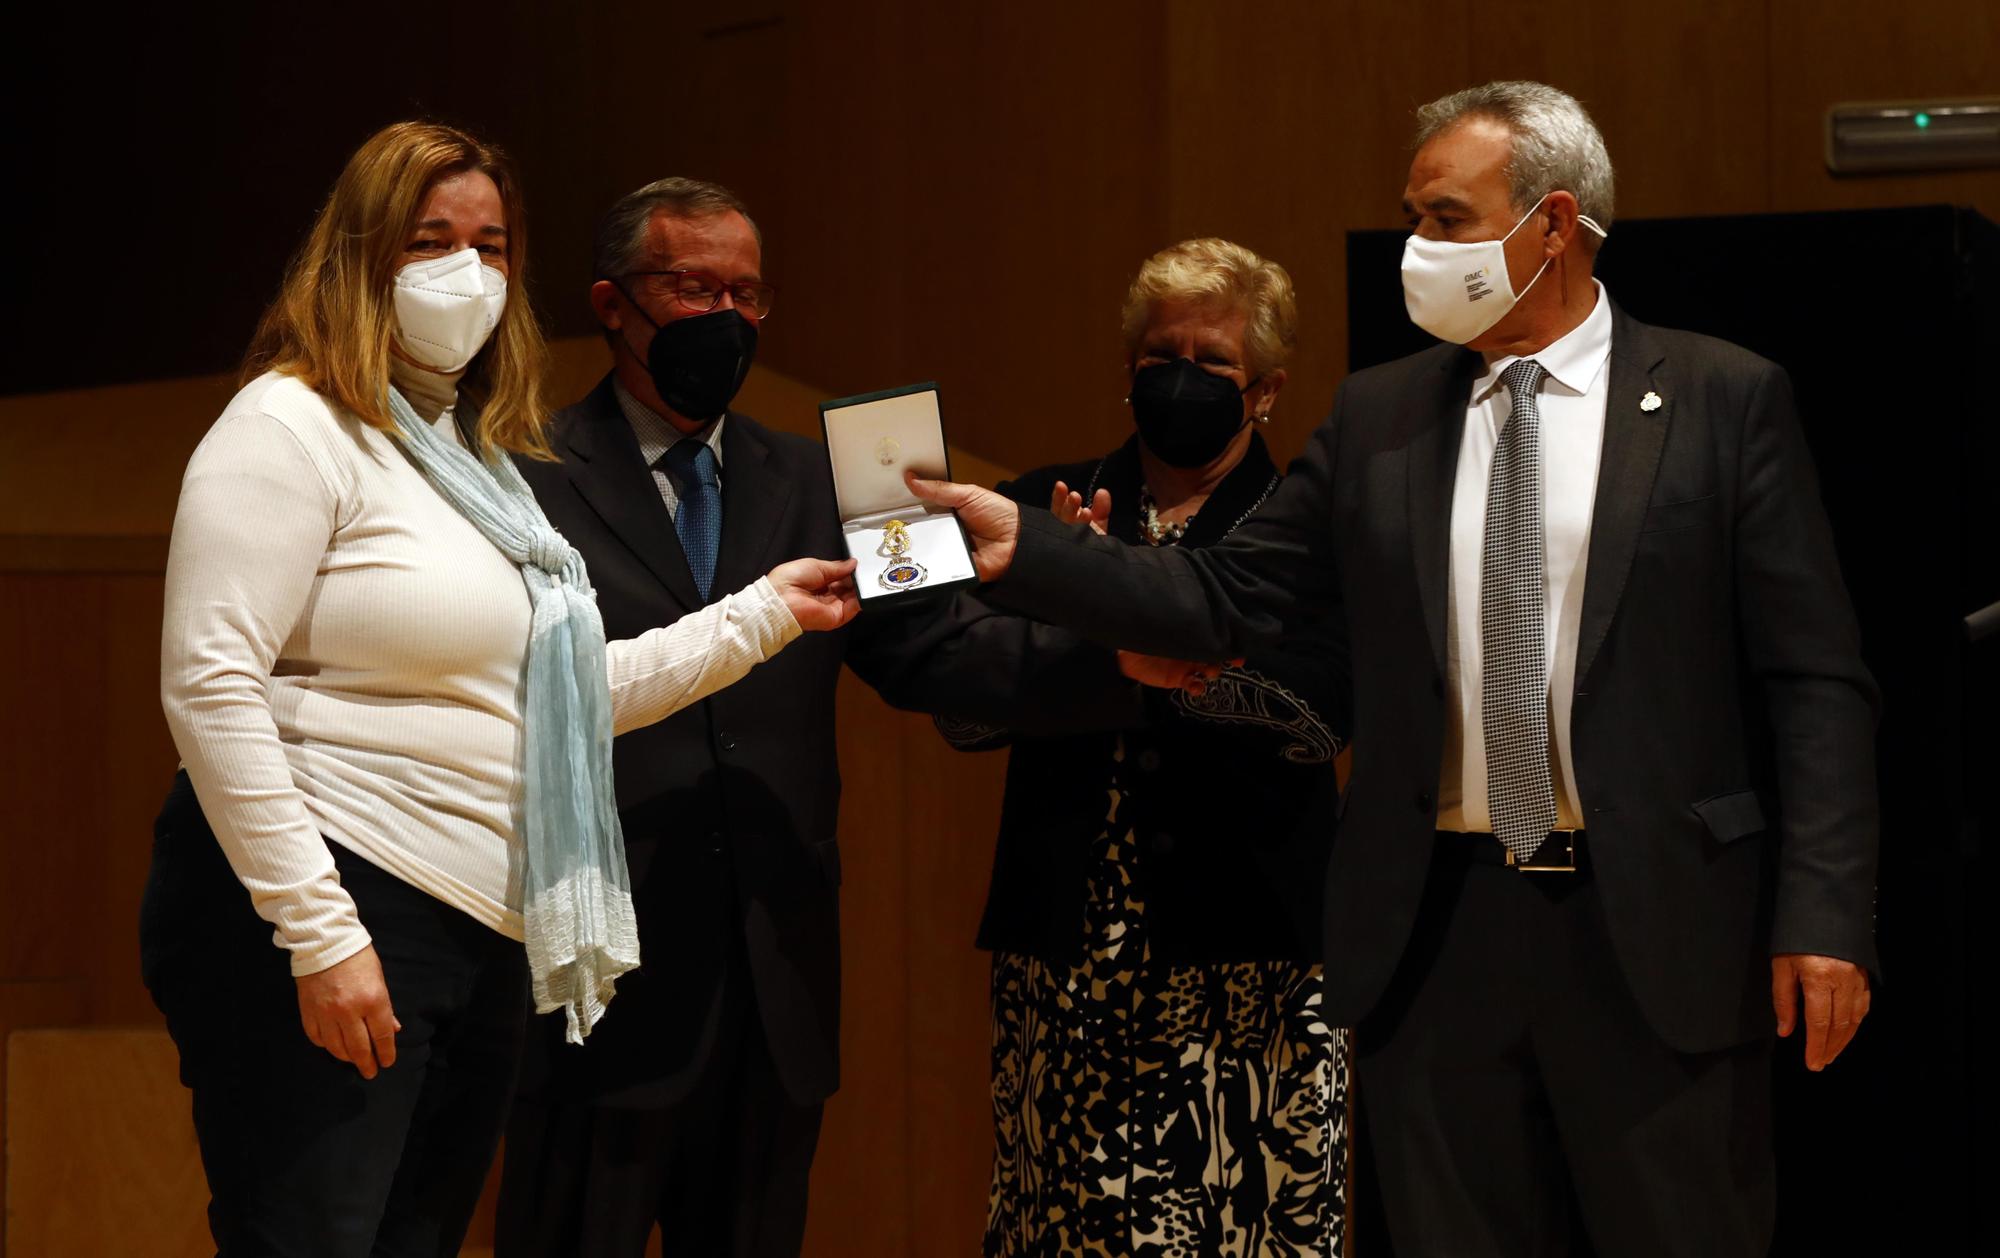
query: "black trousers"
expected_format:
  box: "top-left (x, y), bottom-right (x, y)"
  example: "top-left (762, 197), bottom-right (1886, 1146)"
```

top-left (494, 940), bottom-right (824, 1258)
top-left (141, 772), bottom-right (530, 1258)
top-left (1354, 836), bottom-right (1774, 1258)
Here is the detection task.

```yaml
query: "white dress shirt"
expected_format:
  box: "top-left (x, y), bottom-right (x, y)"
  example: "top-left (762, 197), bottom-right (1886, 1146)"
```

top-left (614, 378), bottom-right (726, 517)
top-left (1438, 281), bottom-right (1613, 832)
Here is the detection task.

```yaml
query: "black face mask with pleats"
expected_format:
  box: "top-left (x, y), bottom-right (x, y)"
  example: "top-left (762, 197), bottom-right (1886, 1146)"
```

top-left (616, 294), bottom-right (760, 421)
top-left (1128, 358), bottom-right (1251, 468)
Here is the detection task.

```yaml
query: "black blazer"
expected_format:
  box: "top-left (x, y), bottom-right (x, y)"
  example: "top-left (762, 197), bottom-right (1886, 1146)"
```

top-left (993, 304), bottom-right (1881, 1054)
top-left (933, 436), bottom-right (1350, 965)
top-left (516, 376), bottom-right (911, 1105)
top-left (512, 375), bottom-right (1149, 1105)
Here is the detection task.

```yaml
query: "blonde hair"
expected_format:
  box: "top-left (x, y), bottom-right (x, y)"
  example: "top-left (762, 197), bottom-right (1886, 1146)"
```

top-left (1120, 238), bottom-right (1298, 379)
top-left (242, 120), bottom-right (553, 459)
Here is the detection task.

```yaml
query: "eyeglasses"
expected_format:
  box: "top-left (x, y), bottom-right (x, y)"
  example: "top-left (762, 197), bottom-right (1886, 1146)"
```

top-left (619, 270), bottom-right (777, 320)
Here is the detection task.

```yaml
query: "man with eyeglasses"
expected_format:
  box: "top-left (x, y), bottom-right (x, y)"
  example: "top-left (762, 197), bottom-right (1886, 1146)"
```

top-left (493, 177), bottom-right (919, 1257)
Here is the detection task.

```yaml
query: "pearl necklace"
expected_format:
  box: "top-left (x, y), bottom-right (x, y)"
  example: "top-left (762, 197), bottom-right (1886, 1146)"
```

top-left (1138, 486), bottom-right (1194, 547)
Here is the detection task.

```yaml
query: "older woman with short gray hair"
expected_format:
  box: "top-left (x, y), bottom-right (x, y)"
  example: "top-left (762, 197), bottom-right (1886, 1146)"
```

top-left (937, 236), bottom-right (1352, 1258)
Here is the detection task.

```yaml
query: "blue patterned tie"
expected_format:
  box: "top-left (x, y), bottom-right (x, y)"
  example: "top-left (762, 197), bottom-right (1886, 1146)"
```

top-left (663, 440), bottom-right (721, 602)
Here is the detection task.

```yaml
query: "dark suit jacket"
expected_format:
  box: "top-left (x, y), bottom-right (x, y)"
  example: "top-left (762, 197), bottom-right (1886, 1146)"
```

top-left (515, 376), bottom-right (900, 1106)
top-left (513, 375), bottom-right (1138, 1106)
top-left (934, 436), bottom-right (1350, 964)
top-left (993, 303), bottom-right (1881, 1053)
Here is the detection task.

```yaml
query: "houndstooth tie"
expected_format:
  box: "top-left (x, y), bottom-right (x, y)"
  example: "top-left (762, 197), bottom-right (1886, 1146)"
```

top-left (1482, 359), bottom-right (1557, 863)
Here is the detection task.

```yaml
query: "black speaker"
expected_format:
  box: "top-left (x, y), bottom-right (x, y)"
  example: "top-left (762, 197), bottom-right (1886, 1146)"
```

top-left (1346, 206), bottom-right (1999, 1256)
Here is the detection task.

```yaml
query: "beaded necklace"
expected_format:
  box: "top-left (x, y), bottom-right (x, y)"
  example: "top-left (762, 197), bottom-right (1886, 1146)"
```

top-left (1137, 486), bottom-right (1193, 547)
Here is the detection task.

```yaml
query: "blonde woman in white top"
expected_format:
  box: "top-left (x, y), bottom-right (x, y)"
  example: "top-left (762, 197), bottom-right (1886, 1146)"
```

top-left (141, 120), bottom-right (858, 1258)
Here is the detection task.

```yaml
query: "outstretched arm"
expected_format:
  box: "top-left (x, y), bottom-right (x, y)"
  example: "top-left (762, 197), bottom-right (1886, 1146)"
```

top-left (909, 391), bottom-right (1347, 663)
top-left (851, 474), bottom-right (1144, 736)
top-left (606, 558), bottom-right (857, 734)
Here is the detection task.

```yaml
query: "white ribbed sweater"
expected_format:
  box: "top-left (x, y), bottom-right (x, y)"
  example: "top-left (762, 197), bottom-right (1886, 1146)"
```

top-left (160, 369), bottom-right (799, 976)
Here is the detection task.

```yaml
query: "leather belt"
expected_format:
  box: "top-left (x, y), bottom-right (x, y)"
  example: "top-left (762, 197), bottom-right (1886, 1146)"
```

top-left (1436, 829), bottom-right (1589, 874)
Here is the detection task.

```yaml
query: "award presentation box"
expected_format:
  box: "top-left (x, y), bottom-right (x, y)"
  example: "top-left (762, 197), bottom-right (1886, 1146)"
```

top-left (820, 382), bottom-right (979, 604)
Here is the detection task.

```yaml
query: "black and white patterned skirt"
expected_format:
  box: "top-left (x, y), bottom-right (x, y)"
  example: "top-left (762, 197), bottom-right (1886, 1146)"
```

top-left (985, 810), bottom-right (1348, 1257)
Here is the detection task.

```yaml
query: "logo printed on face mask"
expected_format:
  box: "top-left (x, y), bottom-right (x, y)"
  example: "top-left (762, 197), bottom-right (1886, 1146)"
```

top-left (1402, 198), bottom-right (1607, 344)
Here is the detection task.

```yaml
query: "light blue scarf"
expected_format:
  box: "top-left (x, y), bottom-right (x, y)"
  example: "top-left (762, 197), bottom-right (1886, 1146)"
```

top-left (386, 386), bottom-right (638, 1044)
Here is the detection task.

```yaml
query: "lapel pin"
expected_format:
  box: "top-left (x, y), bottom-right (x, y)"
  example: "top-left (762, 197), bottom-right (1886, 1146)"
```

top-left (1640, 391), bottom-right (1663, 413)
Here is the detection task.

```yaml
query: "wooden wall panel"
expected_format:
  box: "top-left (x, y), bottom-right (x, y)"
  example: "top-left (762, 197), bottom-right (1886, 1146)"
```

top-left (657, 1), bottom-right (1172, 482)
top-left (0, 571), bottom-right (176, 1030)
top-left (885, 4), bottom-right (1171, 480)
top-left (5, 1030), bottom-right (209, 1258)
top-left (90, 578), bottom-right (181, 1025)
top-left (676, 0), bottom-right (918, 419)
top-left (0, 375), bottom-right (235, 537)
top-left (802, 672), bottom-right (917, 1258)
top-left (0, 981), bottom-right (89, 1258)
top-left (1467, 0), bottom-right (1774, 222)
top-left (0, 574), bottom-right (105, 983)
top-left (1164, 0), bottom-right (1475, 461)
top-left (898, 710), bottom-right (1010, 1249)
top-left (0, 571), bottom-right (179, 1258)
top-left (1769, 0), bottom-right (2000, 215)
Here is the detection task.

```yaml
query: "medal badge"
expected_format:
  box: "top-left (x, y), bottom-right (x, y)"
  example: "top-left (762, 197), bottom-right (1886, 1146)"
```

top-left (877, 518), bottom-right (929, 591)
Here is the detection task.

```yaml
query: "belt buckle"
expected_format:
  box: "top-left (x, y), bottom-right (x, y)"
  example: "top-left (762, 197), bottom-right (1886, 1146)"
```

top-left (1506, 831), bottom-right (1578, 874)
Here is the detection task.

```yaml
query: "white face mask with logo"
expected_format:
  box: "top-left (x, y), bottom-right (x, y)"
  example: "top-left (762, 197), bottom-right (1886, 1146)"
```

top-left (391, 247), bottom-right (508, 372)
top-left (1401, 196), bottom-right (1607, 344)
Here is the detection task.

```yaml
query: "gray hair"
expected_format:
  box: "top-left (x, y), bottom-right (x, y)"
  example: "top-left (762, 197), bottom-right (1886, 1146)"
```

top-left (592, 177), bottom-right (761, 280)
top-left (1414, 81), bottom-right (1616, 234)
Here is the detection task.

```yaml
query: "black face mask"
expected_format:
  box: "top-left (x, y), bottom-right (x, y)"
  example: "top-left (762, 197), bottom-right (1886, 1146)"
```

top-left (1128, 358), bottom-right (1251, 468)
top-left (616, 292), bottom-right (759, 422)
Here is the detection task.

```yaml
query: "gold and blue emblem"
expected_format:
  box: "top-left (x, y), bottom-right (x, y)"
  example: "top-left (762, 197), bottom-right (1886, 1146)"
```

top-left (876, 518), bottom-right (929, 591)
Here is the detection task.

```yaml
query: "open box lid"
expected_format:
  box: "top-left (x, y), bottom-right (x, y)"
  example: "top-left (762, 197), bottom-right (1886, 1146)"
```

top-left (819, 382), bottom-right (978, 602)
top-left (821, 381), bottom-right (954, 523)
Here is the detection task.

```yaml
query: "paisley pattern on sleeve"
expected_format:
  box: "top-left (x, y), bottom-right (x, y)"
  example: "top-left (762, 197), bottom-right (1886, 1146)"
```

top-left (935, 714), bottom-right (1013, 752)
top-left (1169, 666), bottom-right (1344, 765)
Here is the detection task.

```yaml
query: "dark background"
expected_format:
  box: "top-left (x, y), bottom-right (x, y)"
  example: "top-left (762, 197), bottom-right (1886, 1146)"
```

top-left (2, 4), bottom-right (691, 393)
top-left (6, 0), bottom-right (1997, 479)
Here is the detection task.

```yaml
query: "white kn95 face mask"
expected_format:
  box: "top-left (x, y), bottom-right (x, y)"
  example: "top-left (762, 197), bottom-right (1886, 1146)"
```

top-left (391, 247), bottom-right (508, 372)
top-left (1401, 196), bottom-right (1607, 344)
